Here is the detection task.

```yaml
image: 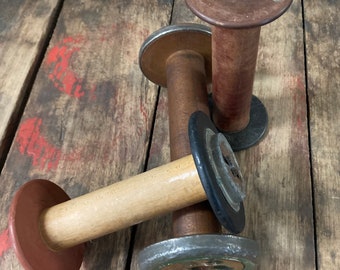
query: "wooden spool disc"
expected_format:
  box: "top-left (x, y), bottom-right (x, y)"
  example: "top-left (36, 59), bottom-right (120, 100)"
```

top-left (8, 179), bottom-right (84, 270)
top-left (186, 0), bottom-right (293, 28)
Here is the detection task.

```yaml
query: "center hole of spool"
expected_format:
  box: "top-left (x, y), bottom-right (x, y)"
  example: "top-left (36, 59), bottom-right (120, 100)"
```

top-left (205, 129), bottom-right (246, 212)
top-left (222, 155), bottom-right (241, 179)
top-left (218, 137), bottom-right (244, 194)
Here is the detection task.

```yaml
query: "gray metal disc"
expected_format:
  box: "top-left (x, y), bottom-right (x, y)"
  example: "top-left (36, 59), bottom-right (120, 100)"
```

top-left (138, 234), bottom-right (259, 270)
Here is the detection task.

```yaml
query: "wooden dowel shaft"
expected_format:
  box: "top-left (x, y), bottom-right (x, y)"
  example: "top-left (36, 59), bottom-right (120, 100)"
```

top-left (167, 50), bottom-right (210, 158)
top-left (166, 50), bottom-right (221, 236)
top-left (39, 155), bottom-right (205, 251)
top-left (211, 26), bottom-right (260, 132)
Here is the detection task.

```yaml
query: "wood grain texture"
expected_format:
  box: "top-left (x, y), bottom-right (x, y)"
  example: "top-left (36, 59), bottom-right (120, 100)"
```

top-left (0, 0), bottom-right (338, 269)
top-left (132, 0), bottom-right (315, 269)
top-left (0, 0), bottom-right (62, 165)
top-left (40, 155), bottom-right (205, 251)
top-left (304, 0), bottom-right (340, 268)
top-left (0, 0), bottom-right (173, 269)
top-left (237, 1), bottom-right (315, 268)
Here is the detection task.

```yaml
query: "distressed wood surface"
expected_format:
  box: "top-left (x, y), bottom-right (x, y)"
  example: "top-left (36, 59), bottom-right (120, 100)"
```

top-left (132, 0), bottom-right (315, 269)
top-left (0, 0), bottom-right (62, 166)
top-left (304, 0), bottom-right (340, 269)
top-left (0, 0), bottom-right (172, 269)
top-left (0, 0), bottom-right (338, 269)
top-left (238, 0), bottom-right (315, 268)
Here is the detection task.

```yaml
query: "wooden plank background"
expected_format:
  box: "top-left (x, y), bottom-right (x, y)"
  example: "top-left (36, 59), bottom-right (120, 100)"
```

top-left (0, 0), bottom-right (62, 166)
top-left (304, 0), bottom-right (340, 268)
top-left (0, 0), bottom-right (338, 269)
top-left (0, 0), bottom-right (172, 269)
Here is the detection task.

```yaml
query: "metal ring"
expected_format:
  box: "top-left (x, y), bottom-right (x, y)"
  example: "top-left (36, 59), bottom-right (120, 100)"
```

top-left (138, 234), bottom-right (259, 270)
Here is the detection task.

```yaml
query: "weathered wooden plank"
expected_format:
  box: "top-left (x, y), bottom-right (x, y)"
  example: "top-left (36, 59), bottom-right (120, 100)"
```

top-left (0, 0), bottom-right (173, 269)
top-left (236, 1), bottom-right (315, 268)
top-left (304, 0), bottom-right (340, 268)
top-left (0, 0), bottom-right (62, 166)
top-left (132, 0), bottom-right (315, 269)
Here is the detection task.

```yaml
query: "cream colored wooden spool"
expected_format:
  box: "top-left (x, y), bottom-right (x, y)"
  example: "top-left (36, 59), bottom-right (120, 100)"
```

top-left (40, 155), bottom-right (204, 251)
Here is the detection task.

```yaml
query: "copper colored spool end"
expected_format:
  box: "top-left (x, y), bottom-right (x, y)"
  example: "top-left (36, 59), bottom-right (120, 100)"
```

top-left (9, 180), bottom-right (84, 270)
top-left (139, 23), bottom-right (212, 88)
top-left (185, 0), bottom-right (293, 28)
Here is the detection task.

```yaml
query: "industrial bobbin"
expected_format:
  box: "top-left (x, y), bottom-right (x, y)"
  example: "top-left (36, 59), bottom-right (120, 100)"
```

top-left (139, 23), bottom-right (220, 237)
top-left (9, 111), bottom-right (252, 270)
top-left (186, 0), bottom-right (293, 151)
top-left (138, 24), bottom-right (258, 269)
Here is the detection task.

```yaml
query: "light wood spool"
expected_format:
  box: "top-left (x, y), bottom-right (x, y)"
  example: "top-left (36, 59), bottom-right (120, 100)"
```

top-left (40, 155), bottom-right (205, 251)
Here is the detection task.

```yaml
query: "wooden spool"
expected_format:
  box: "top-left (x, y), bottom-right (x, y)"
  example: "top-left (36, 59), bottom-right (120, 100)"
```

top-left (139, 23), bottom-right (221, 237)
top-left (138, 24), bottom-right (248, 269)
top-left (9, 111), bottom-right (244, 270)
top-left (186, 0), bottom-right (293, 151)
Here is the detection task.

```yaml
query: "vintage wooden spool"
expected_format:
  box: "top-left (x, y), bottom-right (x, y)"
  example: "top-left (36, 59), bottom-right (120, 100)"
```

top-left (137, 112), bottom-right (254, 270)
top-left (186, 0), bottom-right (293, 151)
top-left (139, 23), bottom-right (221, 237)
top-left (138, 24), bottom-right (256, 270)
top-left (9, 111), bottom-right (245, 270)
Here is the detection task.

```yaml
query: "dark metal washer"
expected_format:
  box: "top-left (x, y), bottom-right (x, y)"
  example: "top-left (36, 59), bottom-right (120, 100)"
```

top-left (189, 111), bottom-right (245, 234)
top-left (220, 95), bottom-right (268, 152)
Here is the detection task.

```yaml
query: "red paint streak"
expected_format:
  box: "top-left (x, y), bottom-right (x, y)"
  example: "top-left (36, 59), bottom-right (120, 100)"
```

top-left (16, 118), bottom-right (61, 171)
top-left (89, 84), bottom-right (97, 101)
top-left (288, 74), bottom-right (307, 132)
top-left (0, 229), bottom-right (11, 257)
top-left (296, 75), bottom-right (305, 92)
top-left (46, 36), bottom-right (86, 98)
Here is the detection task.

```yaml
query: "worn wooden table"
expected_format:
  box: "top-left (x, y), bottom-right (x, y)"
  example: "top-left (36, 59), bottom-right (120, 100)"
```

top-left (0, 0), bottom-right (338, 269)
